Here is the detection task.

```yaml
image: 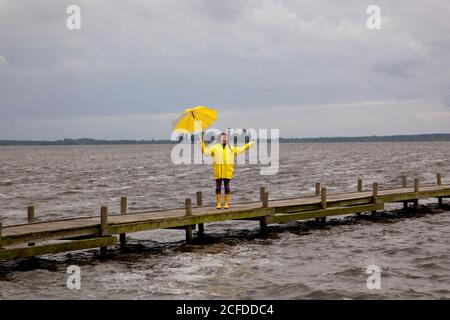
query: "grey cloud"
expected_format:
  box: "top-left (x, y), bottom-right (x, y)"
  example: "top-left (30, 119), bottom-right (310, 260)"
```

top-left (0, 0), bottom-right (449, 138)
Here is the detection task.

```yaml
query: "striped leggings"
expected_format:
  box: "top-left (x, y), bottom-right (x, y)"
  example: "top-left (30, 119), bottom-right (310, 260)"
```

top-left (215, 178), bottom-right (231, 194)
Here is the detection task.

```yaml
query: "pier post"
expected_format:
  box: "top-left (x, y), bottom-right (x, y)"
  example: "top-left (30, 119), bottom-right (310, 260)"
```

top-left (185, 199), bottom-right (193, 244)
top-left (320, 188), bottom-right (327, 209)
top-left (315, 183), bottom-right (321, 196)
top-left (260, 192), bottom-right (269, 232)
top-left (196, 191), bottom-right (204, 236)
top-left (372, 182), bottom-right (379, 198)
top-left (27, 205), bottom-right (35, 223)
top-left (260, 187), bottom-right (266, 201)
top-left (0, 223), bottom-right (3, 250)
top-left (317, 188), bottom-right (327, 223)
top-left (259, 216), bottom-right (268, 232)
top-left (119, 197), bottom-right (127, 248)
top-left (357, 179), bottom-right (363, 192)
top-left (100, 206), bottom-right (108, 255)
top-left (371, 183), bottom-right (379, 217)
top-left (262, 191), bottom-right (269, 208)
top-left (413, 179), bottom-right (419, 210)
top-left (437, 173), bottom-right (443, 208)
top-left (402, 176), bottom-right (408, 209)
top-left (27, 205), bottom-right (35, 246)
top-left (414, 178), bottom-right (419, 193)
top-left (356, 178), bottom-right (362, 217)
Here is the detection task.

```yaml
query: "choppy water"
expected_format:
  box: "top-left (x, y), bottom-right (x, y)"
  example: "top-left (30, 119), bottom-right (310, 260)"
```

top-left (0, 142), bottom-right (449, 299)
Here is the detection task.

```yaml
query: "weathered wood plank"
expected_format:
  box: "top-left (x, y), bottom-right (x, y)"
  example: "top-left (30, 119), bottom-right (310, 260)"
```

top-left (196, 191), bottom-right (204, 236)
top-left (262, 191), bottom-right (269, 208)
top-left (0, 223), bottom-right (3, 249)
top-left (321, 188), bottom-right (327, 209)
top-left (27, 205), bottom-right (36, 246)
top-left (100, 206), bottom-right (109, 255)
top-left (1, 225), bottom-right (100, 247)
top-left (1, 184), bottom-right (450, 251)
top-left (119, 197), bottom-right (127, 247)
top-left (266, 203), bottom-right (384, 224)
top-left (0, 237), bottom-right (117, 261)
top-left (108, 207), bottom-right (275, 235)
top-left (185, 198), bottom-right (193, 244)
top-left (315, 183), bottom-right (321, 196)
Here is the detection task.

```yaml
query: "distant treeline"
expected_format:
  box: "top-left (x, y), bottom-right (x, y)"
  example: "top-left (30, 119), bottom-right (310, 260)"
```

top-left (1, 134), bottom-right (450, 146)
top-left (279, 133), bottom-right (450, 143)
top-left (0, 138), bottom-right (176, 146)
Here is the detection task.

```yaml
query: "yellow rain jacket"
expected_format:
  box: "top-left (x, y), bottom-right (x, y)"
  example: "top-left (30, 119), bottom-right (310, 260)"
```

top-left (201, 141), bottom-right (254, 179)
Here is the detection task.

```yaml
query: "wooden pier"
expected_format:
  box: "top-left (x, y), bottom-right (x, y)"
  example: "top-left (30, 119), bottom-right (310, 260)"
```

top-left (1, 174), bottom-right (449, 261)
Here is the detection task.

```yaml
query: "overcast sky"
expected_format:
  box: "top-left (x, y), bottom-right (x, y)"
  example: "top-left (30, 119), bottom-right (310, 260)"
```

top-left (1, 0), bottom-right (449, 139)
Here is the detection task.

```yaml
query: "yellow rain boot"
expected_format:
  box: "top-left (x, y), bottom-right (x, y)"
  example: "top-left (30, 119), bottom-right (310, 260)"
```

top-left (216, 193), bottom-right (222, 209)
top-left (224, 193), bottom-right (230, 209)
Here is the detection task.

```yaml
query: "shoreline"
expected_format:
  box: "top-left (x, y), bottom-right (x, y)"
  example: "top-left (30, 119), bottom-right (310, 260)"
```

top-left (1, 133), bottom-right (450, 146)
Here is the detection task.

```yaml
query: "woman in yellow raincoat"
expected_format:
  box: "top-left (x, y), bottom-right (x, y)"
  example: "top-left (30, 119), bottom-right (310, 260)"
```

top-left (200, 132), bottom-right (254, 209)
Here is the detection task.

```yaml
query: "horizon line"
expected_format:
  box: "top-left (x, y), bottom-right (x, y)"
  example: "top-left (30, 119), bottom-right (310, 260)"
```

top-left (1, 133), bottom-right (450, 145)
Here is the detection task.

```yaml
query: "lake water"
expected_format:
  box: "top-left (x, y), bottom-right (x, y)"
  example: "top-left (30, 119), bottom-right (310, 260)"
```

top-left (0, 142), bottom-right (449, 299)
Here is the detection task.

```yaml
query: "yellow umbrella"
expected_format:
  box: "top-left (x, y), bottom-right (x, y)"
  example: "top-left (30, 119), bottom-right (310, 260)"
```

top-left (172, 106), bottom-right (217, 133)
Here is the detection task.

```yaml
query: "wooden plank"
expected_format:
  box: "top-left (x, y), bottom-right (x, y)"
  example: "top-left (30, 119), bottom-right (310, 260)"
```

top-left (185, 198), bottom-right (193, 244)
top-left (1, 224), bottom-right (100, 247)
top-left (266, 203), bottom-right (384, 224)
top-left (372, 183), bottom-right (379, 216)
top-left (315, 183), bottom-right (321, 196)
top-left (196, 191), bottom-right (204, 236)
top-left (262, 191), bottom-right (269, 208)
top-left (185, 198), bottom-right (192, 216)
top-left (100, 206), bottom-right (108, 255)
top-left (27, 205), bottom-right (35, 223)
top-left (120, 197), bottom-right (127, 247)
top-left (100, 206), bottom-right (108, 236)
top-left (27, 205), bottom-right (36, 246)
top-left (373, 182), bottom-right (379, 198)
top-left (273, 195), bottom-right (374, 212)
top-left (418, 189), bottom-right (450, 198)
top-left (108, 207), bottom-right (275, 234)
top-left (0, 237), bottom-right (117, 261)
top-left (0, 223), bottom-right (3, 249)
top-left (378, 192), bottom-right (420, 202)
top-left (2, 184), bottom-right (450, 250)
top-left (320, 188), bottom-right (327, 209)
top-left (414, 178), bottom-right (420, 193)
top-left (357, 179), bottom-right (363, 192)
top-left (402, 176), bottom-right (408, 208)
top-left (260, 216), bottom-right (268, 232)
top-left (1, 204), bottom-right (263, 246)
